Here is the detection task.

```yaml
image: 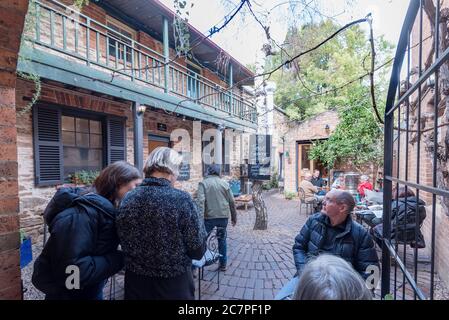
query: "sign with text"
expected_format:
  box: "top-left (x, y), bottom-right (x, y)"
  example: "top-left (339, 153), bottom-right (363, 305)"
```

top-left (248, 134), bottom-right (271, 181)
top-left (177, 152), bottom-right (191, 181)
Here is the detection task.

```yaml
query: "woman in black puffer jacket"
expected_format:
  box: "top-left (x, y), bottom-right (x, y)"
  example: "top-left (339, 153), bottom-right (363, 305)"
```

top-left (32, 161), bottom-right (142, 300)
top-left (372, 187), bottom-right (427, 248)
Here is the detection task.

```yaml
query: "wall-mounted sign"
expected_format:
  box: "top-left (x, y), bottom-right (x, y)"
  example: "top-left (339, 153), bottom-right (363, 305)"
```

top-left (248, 134), bottom-right (272, 181)
top-left (157, 123), bottom-right (167, 132)
top-left (177, 152), bottom-right (191, 181)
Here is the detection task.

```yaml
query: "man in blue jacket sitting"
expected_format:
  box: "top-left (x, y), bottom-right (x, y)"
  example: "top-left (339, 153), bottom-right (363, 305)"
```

top-left (276, 190), bottom-right (379, 299)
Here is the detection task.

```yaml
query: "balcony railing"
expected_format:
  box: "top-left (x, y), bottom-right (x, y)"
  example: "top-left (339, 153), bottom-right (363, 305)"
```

top-left (24, 0), bottom-right (257, 124)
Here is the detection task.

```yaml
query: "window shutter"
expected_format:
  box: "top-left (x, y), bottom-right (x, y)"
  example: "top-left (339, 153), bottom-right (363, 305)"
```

top-left (107, 117), bottom-right (126, 164)
top-left (33, 105), bottom-right (63, 186)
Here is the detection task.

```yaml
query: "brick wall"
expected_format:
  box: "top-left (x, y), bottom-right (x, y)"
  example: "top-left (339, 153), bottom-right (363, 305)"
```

top-left (16, 80), bottom-right (245, 244)
top-left (0, 0), bottom-right (28, 300)
top-left (404, 3), bottom-right (449, 289)
top-left (282, 110), bottom-right (340, 192)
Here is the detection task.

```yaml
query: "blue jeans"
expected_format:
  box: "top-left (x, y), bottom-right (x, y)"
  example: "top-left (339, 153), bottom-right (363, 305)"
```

top-left (204, 218), bottom-right (228, 267)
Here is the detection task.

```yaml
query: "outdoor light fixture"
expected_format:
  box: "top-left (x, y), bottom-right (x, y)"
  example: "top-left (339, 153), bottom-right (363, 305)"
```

top-left (182, 116), bottom-right (186, 121)
top-left (325, 124), bottom-right (330, 131)
top-left (137, 105), bottom-right (146, 115)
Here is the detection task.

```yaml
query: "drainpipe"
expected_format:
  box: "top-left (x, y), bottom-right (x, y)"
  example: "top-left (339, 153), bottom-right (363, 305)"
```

top-left (133, 102), bottom-right (144, 172)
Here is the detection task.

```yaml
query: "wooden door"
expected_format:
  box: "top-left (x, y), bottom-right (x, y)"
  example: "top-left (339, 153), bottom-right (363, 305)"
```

top-left (148, 134), bottom-right (170, 155)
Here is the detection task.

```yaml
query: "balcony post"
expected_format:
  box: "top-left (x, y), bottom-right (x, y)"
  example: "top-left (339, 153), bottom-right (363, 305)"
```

top-left (229, 63), bottom-right (233, 114)
top-left (163, 17), bottom-right (169, 93)
top-left (133, 102), bottom-right (144, 172)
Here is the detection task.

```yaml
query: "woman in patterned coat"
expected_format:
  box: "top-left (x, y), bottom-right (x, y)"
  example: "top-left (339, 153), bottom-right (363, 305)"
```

top-left (117, 147), bottom-right (206, 300)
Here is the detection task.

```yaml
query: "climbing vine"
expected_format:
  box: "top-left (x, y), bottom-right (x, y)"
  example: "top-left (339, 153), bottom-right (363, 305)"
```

top-left (17, 0), bottom-right (41, 116)
top-left (173, 0), bottom-right (194, 58)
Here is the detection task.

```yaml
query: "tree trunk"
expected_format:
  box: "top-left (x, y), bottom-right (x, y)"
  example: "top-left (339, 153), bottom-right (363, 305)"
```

top-left (252, 180), bottom-right (268, 230)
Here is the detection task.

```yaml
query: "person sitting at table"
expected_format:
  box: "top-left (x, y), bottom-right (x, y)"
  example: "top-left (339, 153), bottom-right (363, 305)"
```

top-left (357, 175), bottom-right (373, 198)
top-left (293, 190), bottom-right (379, 280)
top-left (331, 173), bottom-right (345, 190)
top-left (371, 187), bottom-right (426, 248)
top-left (311, 169), bottom-right (326, 196)
top-left (299, 173), bottom-right (324, 210)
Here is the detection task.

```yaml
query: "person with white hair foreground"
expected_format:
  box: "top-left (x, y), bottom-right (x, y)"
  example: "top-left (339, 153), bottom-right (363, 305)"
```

top-left (117, 147), bottom-right (206, 300)
top-left (293, 254), bottom-right (373, 300)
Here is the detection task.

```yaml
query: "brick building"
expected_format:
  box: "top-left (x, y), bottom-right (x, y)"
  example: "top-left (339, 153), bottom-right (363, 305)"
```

top-left (0, 0), bottom-right (29, 300)
top-left (13, 0), bottom-right (258, 246)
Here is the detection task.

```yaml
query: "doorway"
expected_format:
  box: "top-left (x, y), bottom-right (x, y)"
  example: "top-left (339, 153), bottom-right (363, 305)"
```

top-left (148, 134), bottom-right (170, 155)
top-left (296, 140), bottom-right (328, 190)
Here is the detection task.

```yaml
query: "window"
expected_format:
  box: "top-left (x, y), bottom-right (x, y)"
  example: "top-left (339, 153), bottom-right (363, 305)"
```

top-left (106, 18), bottom-right (135, 63)
top-left (33, 104), bottom-right (126, 186)
top-left (61, 116), bottom-right (103, 178)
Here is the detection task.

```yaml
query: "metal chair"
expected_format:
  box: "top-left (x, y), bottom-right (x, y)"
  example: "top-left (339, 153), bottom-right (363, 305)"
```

top-left (298, 187), bottom-right (316, 215)
top-left (192, 226), bottom-right (226, 300)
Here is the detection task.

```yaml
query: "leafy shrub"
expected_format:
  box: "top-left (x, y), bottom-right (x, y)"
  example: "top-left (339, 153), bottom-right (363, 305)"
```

top-left (68, 170), bottom-right (100, 186)
top-left (284, 191), bottom-right (296, 200)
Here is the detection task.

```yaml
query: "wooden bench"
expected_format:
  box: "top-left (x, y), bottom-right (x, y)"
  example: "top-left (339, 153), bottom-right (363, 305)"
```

top-left (234, 194), bottom-right (253, 211)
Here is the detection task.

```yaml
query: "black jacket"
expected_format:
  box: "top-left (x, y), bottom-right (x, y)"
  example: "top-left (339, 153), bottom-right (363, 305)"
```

top-left (292, 213), bottom-right (379, 279)
top-left (32, 188), bottom-right (124, 299)
top-left (373, 197), bottom-right (427, 246)
top-left (117, 177), bottom-right (206, 279)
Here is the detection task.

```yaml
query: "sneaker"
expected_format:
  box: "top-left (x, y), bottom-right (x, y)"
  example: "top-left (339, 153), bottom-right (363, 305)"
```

top-left (219, 265), bottom-right (227, 272)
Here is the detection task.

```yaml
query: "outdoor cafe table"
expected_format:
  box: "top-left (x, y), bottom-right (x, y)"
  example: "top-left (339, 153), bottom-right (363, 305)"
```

top-left (353, 205), bottom-right (383, 229)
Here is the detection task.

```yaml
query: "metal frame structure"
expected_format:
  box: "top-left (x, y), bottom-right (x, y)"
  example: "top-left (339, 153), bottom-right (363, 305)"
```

top-left (382, 0), bottom-right (449, 300)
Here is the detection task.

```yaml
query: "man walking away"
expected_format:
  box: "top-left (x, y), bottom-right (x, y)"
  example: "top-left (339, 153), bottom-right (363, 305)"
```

top-left (197, 164), bottom-right (237, 271)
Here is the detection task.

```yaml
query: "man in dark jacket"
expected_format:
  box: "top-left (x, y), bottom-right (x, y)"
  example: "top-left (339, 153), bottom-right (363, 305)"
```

top-left (197, 164), bottom-right (237, 271)
top-left (372, 190), bottom-right (427, 248)
top-left (292, 190), bottom-right (379, 279)
top-left (32, 187), bottom-right (124, 300)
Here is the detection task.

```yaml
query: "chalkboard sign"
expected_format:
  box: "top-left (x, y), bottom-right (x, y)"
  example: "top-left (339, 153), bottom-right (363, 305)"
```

top-left (177, 152), bottom-right (191, 181)
top-left (248, 134), bottom-right (271, 180)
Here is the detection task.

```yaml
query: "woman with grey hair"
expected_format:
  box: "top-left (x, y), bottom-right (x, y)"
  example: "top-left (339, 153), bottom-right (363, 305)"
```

top-left (293, 254), bottom-right (373, 300)
top-left (117, 147), bottom-right (206, 299)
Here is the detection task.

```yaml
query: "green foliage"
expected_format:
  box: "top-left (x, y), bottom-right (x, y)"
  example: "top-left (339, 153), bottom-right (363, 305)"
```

top-left (309, 86), bottom-right (384, 168)
top-left (384, 293), bottom-right (394, 300)
top-left (20, 230), bottom-right (28, 244)
top-left (284, 191), bottom-right (296, 200)
top-left (68, 170), bottom-right (100, 186)
top-left (267, 19), bottom-right (394, 168)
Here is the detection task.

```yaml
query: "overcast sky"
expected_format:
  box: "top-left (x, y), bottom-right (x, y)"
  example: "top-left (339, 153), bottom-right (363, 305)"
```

top-left (159, 0), bottom-right (409, 65)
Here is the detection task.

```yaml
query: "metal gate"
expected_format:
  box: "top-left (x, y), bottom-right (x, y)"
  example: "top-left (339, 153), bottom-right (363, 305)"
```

top-left (382, 0), bottom-right (449, 300)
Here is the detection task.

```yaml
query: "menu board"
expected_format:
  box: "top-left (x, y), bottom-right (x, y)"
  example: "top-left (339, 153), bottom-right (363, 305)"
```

top-left (248, 134), bottom-right (271, 180)
top-left (177, 152), bottom-right (191, 181)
